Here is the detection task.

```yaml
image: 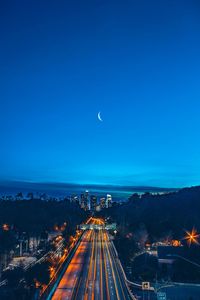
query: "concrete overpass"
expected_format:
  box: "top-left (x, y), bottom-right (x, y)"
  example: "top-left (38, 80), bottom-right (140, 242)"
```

top-left (78, 223), bottom-right (117, 231)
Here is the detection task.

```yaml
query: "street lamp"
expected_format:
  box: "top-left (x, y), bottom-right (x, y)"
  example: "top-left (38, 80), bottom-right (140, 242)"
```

top-left (183, 228), bottom-right (200, 247)
top-left (2, 224), bottom-right (9, 231)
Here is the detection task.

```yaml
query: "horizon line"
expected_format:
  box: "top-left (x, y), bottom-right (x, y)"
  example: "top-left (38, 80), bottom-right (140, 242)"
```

top-left (0, 179), bottom-right (184, 190)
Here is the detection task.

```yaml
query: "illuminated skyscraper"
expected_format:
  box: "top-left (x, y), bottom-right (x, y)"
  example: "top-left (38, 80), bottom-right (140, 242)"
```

top-left (106, 194), bottom-right (112, 208)
top-left (79, 191), bottom-right (90, 210)
top-left (100, 197), bottom-right (106, 209)
top-left (80, 194), bottom-right (87, 210)
top-left (90, 195), bottom-right (97, 212)
top-left (85, 190), bottom-right (90, 210)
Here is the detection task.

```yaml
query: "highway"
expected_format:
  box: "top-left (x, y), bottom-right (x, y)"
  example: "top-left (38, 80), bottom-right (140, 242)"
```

top-left (50, 221), bottom-right (132, 300)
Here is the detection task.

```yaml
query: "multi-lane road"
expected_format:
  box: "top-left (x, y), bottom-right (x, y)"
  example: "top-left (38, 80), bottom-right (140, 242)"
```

top-left (49, 220), bottom-right (132, 300)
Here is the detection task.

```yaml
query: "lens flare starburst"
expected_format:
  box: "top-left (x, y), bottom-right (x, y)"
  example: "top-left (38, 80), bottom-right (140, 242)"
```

top-left (183, 228), bottom-right (200, 247)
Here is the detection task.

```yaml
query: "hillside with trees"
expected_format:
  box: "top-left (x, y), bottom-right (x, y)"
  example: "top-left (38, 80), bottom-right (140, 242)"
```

top-left (100, 186), bottom-right (200, 284)
top-left (102, 186), bottom-right (200, 242)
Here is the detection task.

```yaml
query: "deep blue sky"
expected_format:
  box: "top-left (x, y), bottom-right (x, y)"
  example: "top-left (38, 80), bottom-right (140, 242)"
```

top-left (1, 0), bottom-right (200, 187)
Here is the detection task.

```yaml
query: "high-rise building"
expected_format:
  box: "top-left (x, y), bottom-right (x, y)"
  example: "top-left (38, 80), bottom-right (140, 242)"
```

top-left (106, 194), bottom-right (112, 208)
top-left (80, 194), bottom-right (87, 210)
top-left (85, 190), bottom-right (90, 210)
top-left (90, 195), bottom-right (97, 212)
top-left (79, 191), bottom-right (90, 210)
top-left (100, 197), bottom-right (106, 209)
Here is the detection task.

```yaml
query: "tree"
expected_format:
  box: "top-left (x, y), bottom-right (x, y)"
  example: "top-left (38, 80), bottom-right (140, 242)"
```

top-left (3, 267), bottom-right (24, 287)
top-left (25, 261), bottom-right (51, 286)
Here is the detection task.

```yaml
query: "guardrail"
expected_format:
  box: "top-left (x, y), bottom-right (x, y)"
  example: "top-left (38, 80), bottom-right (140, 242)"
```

top-left (111, 237), bottom-right (156, 295)
top-left (110, 238), bottom-right (137, 300)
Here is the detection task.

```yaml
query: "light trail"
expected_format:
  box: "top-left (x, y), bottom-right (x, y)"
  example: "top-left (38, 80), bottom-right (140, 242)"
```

top-left (99, 230), bottom-right (103, 300)
top-left (49, 218), bottom-right (132, 300)
top-left (101, 229), bottom-right (111, 300)
top-left (105, 232), bottom-right (127, 300)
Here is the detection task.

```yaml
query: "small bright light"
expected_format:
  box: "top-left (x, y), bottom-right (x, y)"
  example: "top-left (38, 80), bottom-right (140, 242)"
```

top-left (184, 228), bottom-right (200, 247)
top-left (2, 224), bottom-right (9, 231)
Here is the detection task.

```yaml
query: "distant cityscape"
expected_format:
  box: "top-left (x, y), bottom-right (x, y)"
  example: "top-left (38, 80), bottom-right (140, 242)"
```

top-left (70, 190), bottom-right (113, 212)
top-left (0, 190), bottom-right (114, 212)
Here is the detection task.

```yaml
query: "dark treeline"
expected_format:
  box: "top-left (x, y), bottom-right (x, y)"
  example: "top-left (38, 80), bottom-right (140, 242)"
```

top-left (0, 198), bottom-right (88, 268)
top-left (99, 186), bottom-right (200, 283)
top-left (0, 198), bottom-right (87, 235)
top-left (101, 186), bottom-right (200, 241)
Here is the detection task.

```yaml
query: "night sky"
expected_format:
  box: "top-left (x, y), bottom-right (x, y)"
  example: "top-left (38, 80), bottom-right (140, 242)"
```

top-left (1, 0), bottom-right (200, 187)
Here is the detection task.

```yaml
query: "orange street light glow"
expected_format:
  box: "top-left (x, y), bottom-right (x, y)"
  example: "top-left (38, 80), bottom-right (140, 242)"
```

top-left (184, 228), bottom-right (200, 247)
top-left (2, 224), bottom-right (9, 231)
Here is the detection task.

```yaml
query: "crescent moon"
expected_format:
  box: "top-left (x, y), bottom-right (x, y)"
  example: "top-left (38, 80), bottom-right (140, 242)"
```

top-left (97, 111), bottom-right (103, 122)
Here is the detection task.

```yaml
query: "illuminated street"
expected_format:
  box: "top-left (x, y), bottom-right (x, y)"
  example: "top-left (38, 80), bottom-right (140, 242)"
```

top-left (50, 219), bottom-right (132, 300)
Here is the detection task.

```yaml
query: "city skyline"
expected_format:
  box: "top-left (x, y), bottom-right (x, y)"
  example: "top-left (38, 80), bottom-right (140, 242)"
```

top-left (1, 0), bottom-right (200, 187)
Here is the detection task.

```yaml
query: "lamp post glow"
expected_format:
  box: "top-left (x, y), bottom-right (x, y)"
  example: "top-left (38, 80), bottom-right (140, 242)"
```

top-left (184, 228), bottom-right (200, 247)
